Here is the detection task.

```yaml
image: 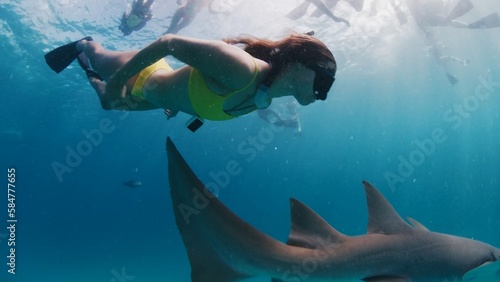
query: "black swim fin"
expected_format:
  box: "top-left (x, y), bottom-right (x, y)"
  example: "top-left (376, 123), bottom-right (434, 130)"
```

top-left (44, 36), bottom-right (93, 73)
top-left (467, 12), bottom-right (500, 29)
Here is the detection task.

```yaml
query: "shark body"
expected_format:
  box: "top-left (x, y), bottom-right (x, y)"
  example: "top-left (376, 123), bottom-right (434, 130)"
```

top-left (166, 138), bottom-right (500, 282)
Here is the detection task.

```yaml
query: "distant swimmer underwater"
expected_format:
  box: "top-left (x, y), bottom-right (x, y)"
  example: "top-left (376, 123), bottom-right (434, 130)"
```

top-left (44, 33), bottom-right (336, 131)
top-left (119, 0), bottom-right (154, 36)
top-left (166, 137), bottom-right (500, 282)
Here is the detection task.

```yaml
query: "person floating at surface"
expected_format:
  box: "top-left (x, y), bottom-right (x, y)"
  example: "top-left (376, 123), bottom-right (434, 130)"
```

top-left (406, 0), bottom-right (500, 31)
top-left (286, 0), bottom-right (364, 26)
top-left (44, 33), bottom-right (336, 126)
top-left (165, 0), bottom-right (223, 34)
top-left (119, 0), bottom-right (154, 36)
top-left (406, 0), bottom-right (499, 84)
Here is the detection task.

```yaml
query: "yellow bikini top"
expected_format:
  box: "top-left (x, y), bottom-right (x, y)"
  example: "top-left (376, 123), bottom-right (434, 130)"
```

top-left (188, 59), bottom-right (260, 121)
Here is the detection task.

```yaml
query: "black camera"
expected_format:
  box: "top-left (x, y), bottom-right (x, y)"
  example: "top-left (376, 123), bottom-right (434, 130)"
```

top-left (186, 116), bottom-right (204, 132)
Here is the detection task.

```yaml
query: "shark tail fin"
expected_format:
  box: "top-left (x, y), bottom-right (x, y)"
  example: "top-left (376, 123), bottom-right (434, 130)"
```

top-left (166, 137), bottom-right (259, 282)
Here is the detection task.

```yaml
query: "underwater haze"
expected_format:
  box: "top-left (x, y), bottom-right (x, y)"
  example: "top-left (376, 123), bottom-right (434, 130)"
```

top-left (1, 0), bottom-right (499, 281)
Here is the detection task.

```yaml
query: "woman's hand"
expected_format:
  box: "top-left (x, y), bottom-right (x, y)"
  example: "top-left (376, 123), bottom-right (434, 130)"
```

top-left (104, 73), bottom-right (127, 102)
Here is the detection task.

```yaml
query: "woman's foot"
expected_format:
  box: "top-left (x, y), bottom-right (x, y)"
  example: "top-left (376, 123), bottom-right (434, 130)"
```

top-left (77, 52), bottom-right (103, 81)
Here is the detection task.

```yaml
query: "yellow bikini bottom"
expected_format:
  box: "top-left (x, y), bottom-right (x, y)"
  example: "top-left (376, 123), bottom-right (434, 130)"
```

top-left (131, 59), bottom-right (173, 100)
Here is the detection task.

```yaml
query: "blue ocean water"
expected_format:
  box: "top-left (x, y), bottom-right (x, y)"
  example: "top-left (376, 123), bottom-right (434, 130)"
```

top-left (0, 0), bottom-right (499, 281)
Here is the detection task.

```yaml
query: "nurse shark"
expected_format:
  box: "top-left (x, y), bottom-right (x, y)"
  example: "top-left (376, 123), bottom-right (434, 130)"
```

top-left (166, 138), bottom-right (500, 282)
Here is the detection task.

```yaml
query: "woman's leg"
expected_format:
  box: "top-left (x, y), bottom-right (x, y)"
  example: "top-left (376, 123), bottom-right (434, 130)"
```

top-left (165, 7), bottom-right (186, 34)
top-left (76, 40), bottom-right (159, 111)
top-left (76, 39), bottom-right (138, 81)
top-left (86, 77), bottom-right (112, 110)
top-left (86, 68), bottom-right (159, 111)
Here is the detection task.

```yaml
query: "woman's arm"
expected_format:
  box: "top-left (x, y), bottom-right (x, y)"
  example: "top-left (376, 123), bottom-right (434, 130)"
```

top-left (104, 36), bottom-right (174, 99)
top-left (166, 35), bottom-right (256, 88)
top-left (105, 34), bottom-right (256, 99)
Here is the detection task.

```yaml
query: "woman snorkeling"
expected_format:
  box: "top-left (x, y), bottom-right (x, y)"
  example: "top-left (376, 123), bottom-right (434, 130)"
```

top-left (44, 33), bottom-right (336, 127)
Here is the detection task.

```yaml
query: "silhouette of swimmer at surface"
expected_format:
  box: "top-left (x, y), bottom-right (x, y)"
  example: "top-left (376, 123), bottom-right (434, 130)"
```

top-left (165, 0), bottom-right (225, 34)
top-left (371, 0), bottom-right (500, 85)
top-left (410, 0), bottom-right (499, 84)
top-left (123, 180), bottom-right (142, 188)
top-left (119, 0), bottom-right (154, 36)
top-left (287, 0), bottom-right (365, 26)
top-left (406, 0), bottom-right (500, 31)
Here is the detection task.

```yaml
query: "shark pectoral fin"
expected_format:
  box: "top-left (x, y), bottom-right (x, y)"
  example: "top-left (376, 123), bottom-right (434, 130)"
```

top-left (362, 181), bottom-right (413, 235)
top-left (363, 276), bottom-right (410, 282)
top-left (406, 217), bottom-right (430, 231)
top-left (287, 198), bottom-right (346, 249)
top-left (463, 259), bottom-right (500, 281)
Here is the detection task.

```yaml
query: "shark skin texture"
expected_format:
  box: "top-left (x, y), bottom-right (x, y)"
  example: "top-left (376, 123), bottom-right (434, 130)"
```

top-left (165, 137), bottom-right (500, 282)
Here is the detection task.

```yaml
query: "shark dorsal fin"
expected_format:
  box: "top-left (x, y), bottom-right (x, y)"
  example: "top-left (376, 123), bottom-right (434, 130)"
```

top-left (287, 198), bottom-right (346, 249)
top-left (406, 217), bottom-right (430, 231)
top-left (362, 181), bottom-right (413, 235)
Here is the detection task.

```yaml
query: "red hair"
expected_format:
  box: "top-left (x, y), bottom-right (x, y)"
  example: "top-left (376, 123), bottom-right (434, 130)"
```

top-left (224, 34), bottom-right (336, 86)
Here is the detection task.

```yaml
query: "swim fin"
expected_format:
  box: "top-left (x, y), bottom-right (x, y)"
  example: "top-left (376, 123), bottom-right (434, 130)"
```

top-left (44, 36), bottom-right (93, 73)
top-left (311, 0), bottom-right (336, 18)
top-left (446, 0), bottom-right (473, 22)
top-left (466, 12), bottom-right (500, 29)
top-left (308, 0), bottom-right (350, 25)
top-left (344, 0), bottom-right (364, 12)
top-left (286, 1), bottom-right (311, 20)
